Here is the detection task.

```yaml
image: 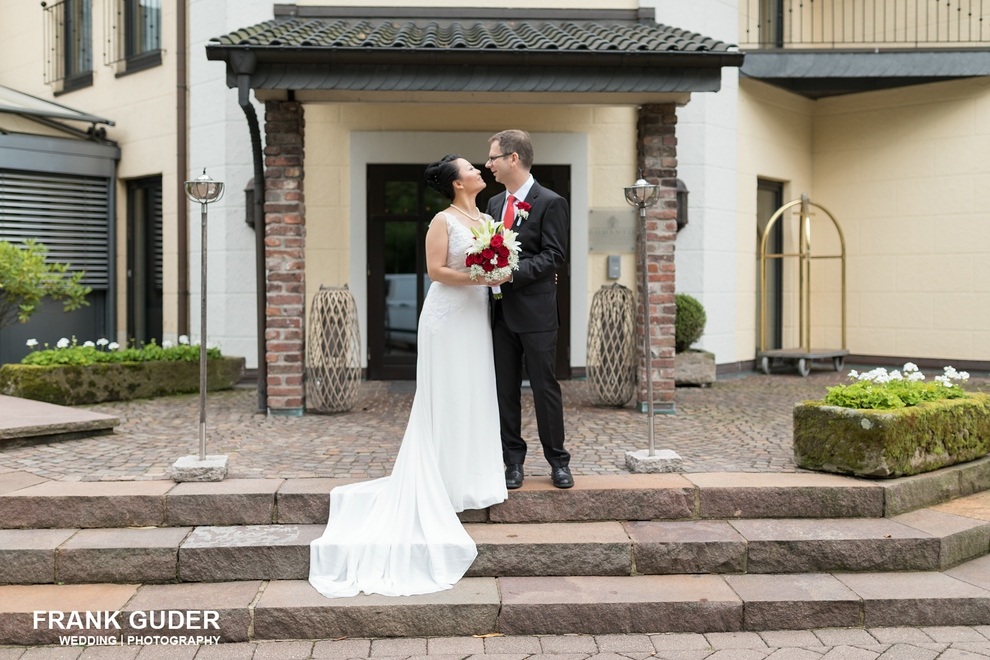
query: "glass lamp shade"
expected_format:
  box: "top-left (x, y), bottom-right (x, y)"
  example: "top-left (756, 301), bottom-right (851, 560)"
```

top-left (184, 170), bottom-right (225, 204)
top-left (623, 178), bottom-right (660, 209)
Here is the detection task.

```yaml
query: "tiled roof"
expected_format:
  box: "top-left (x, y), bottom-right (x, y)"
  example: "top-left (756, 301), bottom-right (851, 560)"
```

top-left (211, 18), bottom-right (735, 53)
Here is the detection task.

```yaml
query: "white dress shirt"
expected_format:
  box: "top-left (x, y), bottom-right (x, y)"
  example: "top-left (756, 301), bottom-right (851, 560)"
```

top-left (497, 174), bottom-right (535, 225)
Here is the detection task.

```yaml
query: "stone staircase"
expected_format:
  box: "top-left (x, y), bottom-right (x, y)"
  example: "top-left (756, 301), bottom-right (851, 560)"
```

top-left (1, 460), bottom-right (989, 645)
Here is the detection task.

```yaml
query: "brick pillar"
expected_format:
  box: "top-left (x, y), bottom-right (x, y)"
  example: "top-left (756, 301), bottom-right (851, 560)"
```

top-left (263, 100), bottom-right (306, 414)
top-left (636, 104), bottom-right (678, 414)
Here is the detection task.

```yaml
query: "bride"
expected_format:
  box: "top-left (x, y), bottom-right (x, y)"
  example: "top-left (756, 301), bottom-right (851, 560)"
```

top-left (309, 154), bottom-right (509, 598)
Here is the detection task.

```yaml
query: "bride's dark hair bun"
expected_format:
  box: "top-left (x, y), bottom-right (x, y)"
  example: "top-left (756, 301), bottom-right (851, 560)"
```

top-left (425, 154), bottom-right (461, 201)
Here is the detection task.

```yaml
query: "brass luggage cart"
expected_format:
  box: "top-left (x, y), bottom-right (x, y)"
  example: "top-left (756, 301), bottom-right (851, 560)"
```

top-left (758, 194), bottom-right (848, 377)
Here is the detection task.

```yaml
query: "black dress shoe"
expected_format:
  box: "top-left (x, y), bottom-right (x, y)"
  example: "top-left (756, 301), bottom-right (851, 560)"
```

top-left (505, 464), bottom-right (524, 490)
top-left (551, 466), bottom-right (574, 489)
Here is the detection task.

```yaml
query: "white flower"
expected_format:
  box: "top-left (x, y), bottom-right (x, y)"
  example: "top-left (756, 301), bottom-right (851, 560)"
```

top-left (56, 338), bottom-right (70, 349)
top-left (25, 339), bottom-right (38, 348)
top-left (888, 370), bottom-right (903, 381)
top-left (903, 362), bottom-right (918, 373)
top-left (959, 371), bottom-right (970, 381)
top-left (108, 342), bottom-right (119, 350)
top-left (96, 338), bottom-right (109, 347)
top-left (908, 371), bottom-right (925, 382)
top-left (162, 340), bottom-right (174, 348)
top-left (848, 369), bottom-right (859, 380)
top-left (179, 335), bottom-right (190, 345)
top-left (83, 341), bottom-right (95, 348)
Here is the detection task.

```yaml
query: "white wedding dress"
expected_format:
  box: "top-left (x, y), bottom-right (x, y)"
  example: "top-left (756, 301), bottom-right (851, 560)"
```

top-left (309, 212), bottom-right (507, 598)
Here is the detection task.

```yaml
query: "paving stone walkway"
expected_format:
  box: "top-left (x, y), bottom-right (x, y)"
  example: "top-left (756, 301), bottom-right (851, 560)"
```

top-left (4, 627), bottom-right (990, 659)
top-left (0, 370), bottom-right (987, 482)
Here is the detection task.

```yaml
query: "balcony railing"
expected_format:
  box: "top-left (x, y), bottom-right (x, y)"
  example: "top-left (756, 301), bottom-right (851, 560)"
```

top-left (741, 0), bottom-right (990, 48)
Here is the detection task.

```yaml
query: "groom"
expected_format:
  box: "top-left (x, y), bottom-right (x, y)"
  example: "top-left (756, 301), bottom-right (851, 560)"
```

top-left (485, 130), bottom-right (573, 490)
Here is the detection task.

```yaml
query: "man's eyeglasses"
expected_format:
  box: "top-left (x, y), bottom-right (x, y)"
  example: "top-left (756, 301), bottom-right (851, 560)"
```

top-left (486, 153), bottom-right (513, 165)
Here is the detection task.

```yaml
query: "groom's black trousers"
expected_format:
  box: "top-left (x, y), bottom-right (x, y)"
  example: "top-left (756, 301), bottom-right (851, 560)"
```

top-left (493, 303), bottom-right (570, 469)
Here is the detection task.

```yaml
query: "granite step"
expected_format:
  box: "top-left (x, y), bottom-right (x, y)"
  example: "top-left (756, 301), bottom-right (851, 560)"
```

top-left (3, 461), bottom-right (988, 529)
top-left (1, 499), bottom-right (987, 585)
top-left (0, 395), bottom-right (120, 444)
top-left (2, 557), bottom-right (990, 644)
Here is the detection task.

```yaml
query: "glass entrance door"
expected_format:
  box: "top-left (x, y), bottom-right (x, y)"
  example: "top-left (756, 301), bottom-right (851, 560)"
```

top-left (366, 163), bottom-right (571, 380)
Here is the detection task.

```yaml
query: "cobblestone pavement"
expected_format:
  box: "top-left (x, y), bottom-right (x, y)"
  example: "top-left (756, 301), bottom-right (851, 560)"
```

top-left (5, 627), bottom-right (990, 659)
top-left (1, 369), bottom-right (987, 482)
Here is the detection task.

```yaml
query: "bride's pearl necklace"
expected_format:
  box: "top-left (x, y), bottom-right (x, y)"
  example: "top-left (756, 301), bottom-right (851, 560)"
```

top-left (449, 204), bottom-right (480, 221)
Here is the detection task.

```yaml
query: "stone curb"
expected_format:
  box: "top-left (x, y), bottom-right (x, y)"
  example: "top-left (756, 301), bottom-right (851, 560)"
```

top-left (2, 566), bottom-right (990, 644)
top-left (1, 460), bottom-right (987, 529)
top-left (1, 506), bottom-right (987, 585)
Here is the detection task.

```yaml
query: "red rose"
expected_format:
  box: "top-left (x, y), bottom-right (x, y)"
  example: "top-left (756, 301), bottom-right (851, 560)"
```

top-left (465, 255), bottom-right (474, 267)
top-left (482, 261), bottom-right (495, 272)
top-left (517, 202), bottom-right (532, 212)
top-left (482, 248), bottom-right (495, 260)
top-left (496, 245), bottom-right (509, 257)
top-left (490, 234), bottom-right (504, 248)
top-left (497, 256), bottom-right (508, 268)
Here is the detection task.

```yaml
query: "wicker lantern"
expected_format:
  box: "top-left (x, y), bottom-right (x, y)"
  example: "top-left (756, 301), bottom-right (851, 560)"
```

top-left (306, 285), bottom-right (362, 413)
top-left (586, 283), bottom-right (636, 406)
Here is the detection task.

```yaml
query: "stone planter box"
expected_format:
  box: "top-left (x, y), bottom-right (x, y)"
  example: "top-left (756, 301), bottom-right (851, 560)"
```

top-left (0, 357), bottom-right (245, 406)
top-left (793, 393), bottom-right (990, 478)
top-left (674, 349), bottom-right (716, 386)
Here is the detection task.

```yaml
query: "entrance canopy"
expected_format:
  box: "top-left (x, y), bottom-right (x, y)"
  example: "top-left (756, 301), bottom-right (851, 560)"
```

top-left (206, 5), bottom-right (743, 104)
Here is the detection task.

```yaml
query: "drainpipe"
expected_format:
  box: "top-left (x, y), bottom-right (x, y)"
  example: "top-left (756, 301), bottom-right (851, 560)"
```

top-left (237, 71), bottom-right (268, 415)
top-left (176, 0), bottom-right (189, 336)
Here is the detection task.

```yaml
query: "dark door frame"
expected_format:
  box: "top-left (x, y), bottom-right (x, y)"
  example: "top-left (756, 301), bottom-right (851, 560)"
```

top-left (757, 178), bottom-right (784, 350)
top-left (126, 175), bottom-right (163, 346)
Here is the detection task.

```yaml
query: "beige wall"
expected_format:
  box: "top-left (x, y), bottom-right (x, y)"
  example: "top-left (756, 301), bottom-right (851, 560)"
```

top-left (304, 103), bottom-right (639, 367)
top-left (735, 78), bottom-right (815, 361)
top-left (814, 77), bottom-right (990, 362)
top-left (738, 76), bottom-right (990, 364)
top-left (0, 0), bottom-right (179, 343)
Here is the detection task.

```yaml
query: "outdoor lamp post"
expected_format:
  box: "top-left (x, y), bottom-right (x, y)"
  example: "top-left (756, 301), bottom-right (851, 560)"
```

top-left (623, 173), bottom-right (682, 473)
top-left (624, 174), bottom-right (660, 455)
top-left (171, 170), bottom-right (227, 482)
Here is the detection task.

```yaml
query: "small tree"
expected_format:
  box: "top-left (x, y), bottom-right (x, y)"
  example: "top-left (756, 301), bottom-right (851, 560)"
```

top-left (674, 293), bottom-right (707, 353)
top-left (0, 240), bottom-right (91, 331)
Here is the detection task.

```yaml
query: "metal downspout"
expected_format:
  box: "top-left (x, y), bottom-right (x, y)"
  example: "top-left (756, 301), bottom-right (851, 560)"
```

top-left (176, 0), bottom-right (189, 336)
top-left (238, 74), bottom-right (268, 414)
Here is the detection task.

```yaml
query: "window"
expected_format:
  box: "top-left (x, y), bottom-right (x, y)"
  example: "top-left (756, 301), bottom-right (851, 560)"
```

top-left (43, 0), bottom-right (94, 92)
top-left (105, 0), bottom-right (161, 75)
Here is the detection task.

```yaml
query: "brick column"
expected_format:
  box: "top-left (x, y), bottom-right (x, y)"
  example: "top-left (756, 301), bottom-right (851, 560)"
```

top-left (263, 100), bottom-right (306, 415)
top-left (636, 104), bottom-right (678, 414)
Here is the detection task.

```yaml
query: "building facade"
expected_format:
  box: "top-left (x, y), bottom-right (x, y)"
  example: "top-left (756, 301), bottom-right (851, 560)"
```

top-left (2, 0), bottom-right (987, 416)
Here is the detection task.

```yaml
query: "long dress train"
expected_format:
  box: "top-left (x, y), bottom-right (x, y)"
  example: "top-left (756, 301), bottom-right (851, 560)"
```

top-left (309, 212), bottom-right (507, 598)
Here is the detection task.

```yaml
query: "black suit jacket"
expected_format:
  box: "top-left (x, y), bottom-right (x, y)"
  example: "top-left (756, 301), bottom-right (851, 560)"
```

top-left (486, 181), bottom-right (569, 334)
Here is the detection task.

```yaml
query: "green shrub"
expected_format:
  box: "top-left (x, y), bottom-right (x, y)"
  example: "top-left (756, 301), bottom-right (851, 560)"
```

top-left (0, 240), bottom-right (91, 331)
top-left (22, 337), bottom-right (221, 367)
top-left (824, 365), bottom-right (969, 410)
top-left (674, 293), bottom-right (706, 353)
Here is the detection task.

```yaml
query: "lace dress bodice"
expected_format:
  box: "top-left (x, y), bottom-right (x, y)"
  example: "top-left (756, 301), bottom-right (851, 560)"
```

top-left (419, 212), bottom-right (489, 333)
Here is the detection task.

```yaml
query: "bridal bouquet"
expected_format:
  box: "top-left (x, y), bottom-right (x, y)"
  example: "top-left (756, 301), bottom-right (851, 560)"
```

top-left (464, 217), bottom-right (520, 299)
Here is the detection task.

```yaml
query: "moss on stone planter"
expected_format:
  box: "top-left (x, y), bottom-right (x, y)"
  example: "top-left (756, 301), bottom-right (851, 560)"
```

top-left (0, 357), bottom-right (245, 405)
top-left (793, 393), bottom-right (990, 478)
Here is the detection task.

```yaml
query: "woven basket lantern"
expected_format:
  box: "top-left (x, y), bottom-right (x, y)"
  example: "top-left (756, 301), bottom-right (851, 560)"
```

top-left (586, 283), bottom-right (636, 407)
top-left (306, 285), bottom-right (362, 413)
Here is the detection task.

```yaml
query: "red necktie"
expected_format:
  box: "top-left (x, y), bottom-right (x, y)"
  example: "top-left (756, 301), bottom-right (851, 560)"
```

top-left (502, 194), bottom-right (516, 229)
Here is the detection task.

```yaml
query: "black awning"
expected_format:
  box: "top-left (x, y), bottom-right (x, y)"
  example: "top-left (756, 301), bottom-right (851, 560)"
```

top-left (206, 7), bottom-right (743, 96)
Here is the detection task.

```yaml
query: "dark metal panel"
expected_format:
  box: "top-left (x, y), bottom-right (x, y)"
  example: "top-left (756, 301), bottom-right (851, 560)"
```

top-left (742, 50), bottom-right (990, 80)
top-left (244, 62), bottom-right (723, 93)
top-left (0, 133), bottom-right (119, 177)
